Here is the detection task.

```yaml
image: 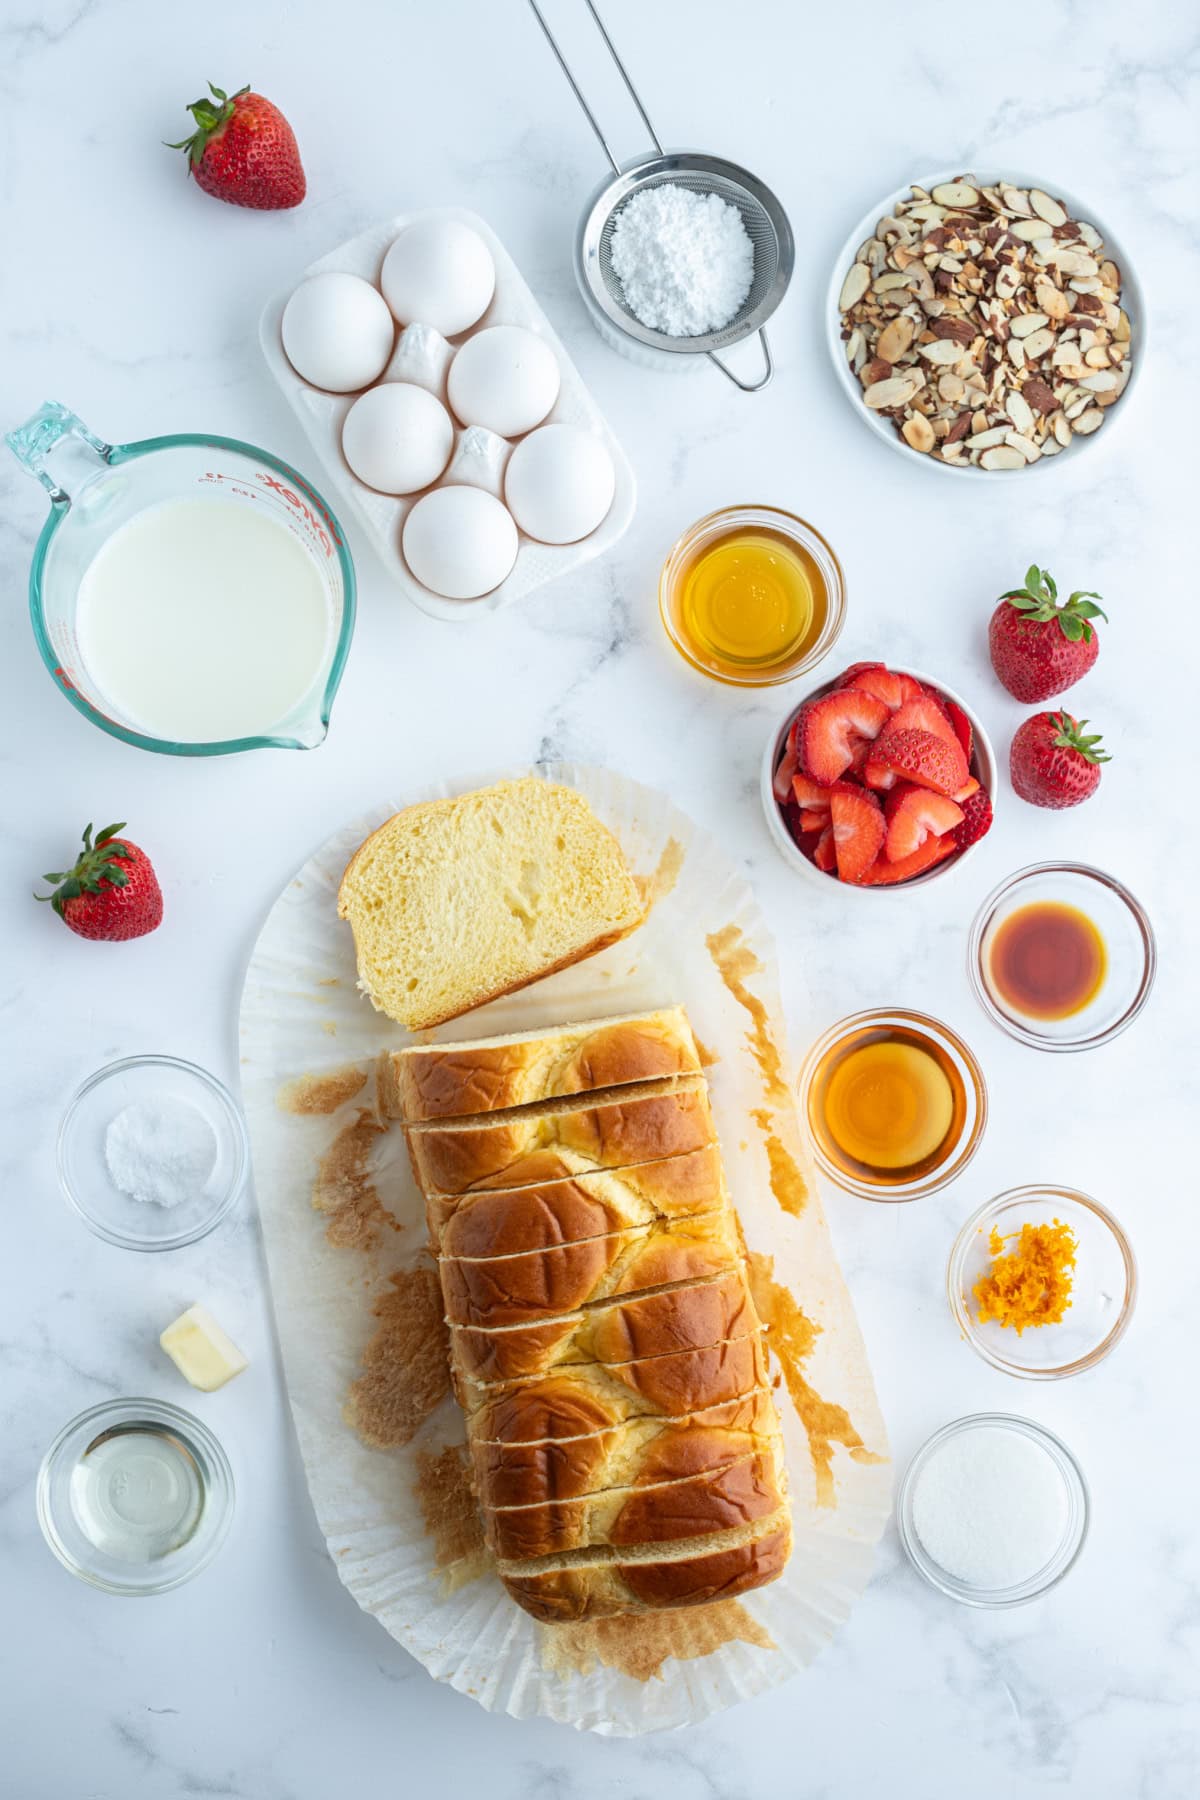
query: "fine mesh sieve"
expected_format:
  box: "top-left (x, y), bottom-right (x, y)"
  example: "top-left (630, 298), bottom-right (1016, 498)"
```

top-left (528, 1), bottom-right (794, 391)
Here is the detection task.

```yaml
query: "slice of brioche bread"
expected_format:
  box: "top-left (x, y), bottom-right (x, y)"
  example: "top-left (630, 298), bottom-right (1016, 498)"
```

top-left (338, 779), bottom-right (645, 1031)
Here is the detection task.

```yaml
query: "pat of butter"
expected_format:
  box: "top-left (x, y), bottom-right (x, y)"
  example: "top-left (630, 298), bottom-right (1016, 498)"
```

top-left (159, 1304), bottom-right (248, 1392)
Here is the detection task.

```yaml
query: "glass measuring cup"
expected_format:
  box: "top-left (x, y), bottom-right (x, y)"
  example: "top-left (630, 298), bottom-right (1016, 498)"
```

top-left (7, 401), bottom-right (356, 755)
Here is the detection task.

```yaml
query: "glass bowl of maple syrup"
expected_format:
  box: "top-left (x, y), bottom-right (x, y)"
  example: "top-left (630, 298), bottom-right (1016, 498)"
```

top-left (948, 1185), bottom-right (1138, 1379)
top-left (968, 862), bottom-right (1156, 1051)
top-left (659, 505), bottom-right (845, 686)
top-left (800, 1008), bottom-right (987, 1201)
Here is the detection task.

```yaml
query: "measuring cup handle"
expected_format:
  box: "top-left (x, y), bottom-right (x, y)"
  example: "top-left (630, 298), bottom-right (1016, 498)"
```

top-left (706, 329), bottom-right (774, 394)
top-left (5, 402), bottom-right (112, 504)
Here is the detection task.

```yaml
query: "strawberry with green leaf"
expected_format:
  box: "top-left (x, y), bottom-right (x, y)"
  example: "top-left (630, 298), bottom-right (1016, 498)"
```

top-left (1010, 713), bottom-right (1111, 810)
top-left (37, 822), bottom-right (163, 941)
top-left (989, 565), bottom-right (1107, 703)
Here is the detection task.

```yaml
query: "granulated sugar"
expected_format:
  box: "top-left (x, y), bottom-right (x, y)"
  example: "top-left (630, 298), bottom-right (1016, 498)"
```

top-left (610, 184), bottom-right (754, 338)
top-left (911, 1424), bottom-right (1069, 1589)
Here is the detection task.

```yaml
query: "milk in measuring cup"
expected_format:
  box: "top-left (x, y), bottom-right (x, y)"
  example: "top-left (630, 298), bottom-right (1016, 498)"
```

top-left (76, 497), bottom-right (332, 742)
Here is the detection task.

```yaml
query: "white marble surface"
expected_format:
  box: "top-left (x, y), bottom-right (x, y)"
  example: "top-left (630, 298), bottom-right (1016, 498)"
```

top-left (2, 0), bottom-right (1198, 1792)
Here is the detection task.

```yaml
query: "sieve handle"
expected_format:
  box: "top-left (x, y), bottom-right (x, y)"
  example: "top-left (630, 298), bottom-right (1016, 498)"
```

top-left (526, 0), bottom-right (664, 177)
top-left (707, 328), bottom-right (774, 393)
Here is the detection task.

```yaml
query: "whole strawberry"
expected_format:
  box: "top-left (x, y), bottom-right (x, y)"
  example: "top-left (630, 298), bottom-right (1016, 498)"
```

top-left (37, 823), bottom-right (163, 941)
top-left (169, 84), bottom-right (305, 211)
top-left (1010, 713), bottom-right (1110, 810)
top-left (989, 565), bottom-right (1106, 703)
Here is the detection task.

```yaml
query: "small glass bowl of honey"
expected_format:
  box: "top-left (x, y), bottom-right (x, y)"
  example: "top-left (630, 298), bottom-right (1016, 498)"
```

top-left (969, 862), bottom-right (1156, 1052)
top-left (659, 505), bottom-right (846, 687)
top-left (800, 1008), bottom-right (987, 1201)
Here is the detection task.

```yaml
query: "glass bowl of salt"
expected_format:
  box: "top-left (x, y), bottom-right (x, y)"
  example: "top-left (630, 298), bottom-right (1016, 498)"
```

top-left (896, 1413), bottom-right (1089, 1606)
top-left (57, 1054), bottom-right (248, 1251)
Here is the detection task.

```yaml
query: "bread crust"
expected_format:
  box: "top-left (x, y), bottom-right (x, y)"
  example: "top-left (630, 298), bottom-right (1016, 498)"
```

top-left (407, 1077), bottom-right (716, 1198)
top-left (388, 1009), bottom-right (701, 1122)
top-left (459, 1334), bottom-right (770, 1420)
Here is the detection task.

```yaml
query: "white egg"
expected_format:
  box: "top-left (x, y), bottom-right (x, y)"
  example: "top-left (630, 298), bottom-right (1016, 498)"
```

top-left (341, 384), bottom-right (453, 495)
top-left (448, 326), bottom-right (560, 437)
top-left (504, 424), bottom-right (616, 544)
top-left (442, 426), bottom-right (511, 500)
top-left (381, 220), bottom-right (496, 337)
top-left (402, 487), bottom-right (519, 599)
top-left (281, 271), bottom-right (394, 393)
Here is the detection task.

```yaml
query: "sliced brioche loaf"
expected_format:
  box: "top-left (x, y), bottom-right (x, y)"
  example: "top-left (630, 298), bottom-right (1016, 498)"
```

top-left (338, 779), bottom-right (645, 1031)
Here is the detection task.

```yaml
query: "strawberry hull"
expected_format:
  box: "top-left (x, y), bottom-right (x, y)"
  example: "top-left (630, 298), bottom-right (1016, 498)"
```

top-left (761, 661), bottom-right (997, 892)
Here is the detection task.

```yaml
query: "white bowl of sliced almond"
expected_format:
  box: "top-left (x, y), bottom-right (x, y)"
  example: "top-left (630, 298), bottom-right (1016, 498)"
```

top-left (827, 171), bottom-right (1143, 474)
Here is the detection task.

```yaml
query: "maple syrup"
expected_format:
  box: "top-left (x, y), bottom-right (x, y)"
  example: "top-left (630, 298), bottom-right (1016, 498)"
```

top-left (806, 1022), bottom-right (968, 1188)
top-left (660, 507), bottom-right (844, 686)
top-left (986, 901), bottom-right (1107, 1021)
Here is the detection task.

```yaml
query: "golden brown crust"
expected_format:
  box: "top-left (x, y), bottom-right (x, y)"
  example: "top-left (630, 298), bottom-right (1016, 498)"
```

top-left (407, 1078), bottom-right (716, 1198)
top-left (459, 1333), bottom-right (770, 1421)
top-left (483, 1446), bottom-right (784, 1561)
top-left (449, 1270), bottom-right (760, 1386)
top-left (500, 1519), bottom-right (793, 1622)
top-left (439, 1207), bottom-right (739, 1329)
top-left (474, 1406), bottom-right (784, 1510)
top-left (428, 1146), bottom-right (729, 1252)
top-left (389, 1010), bottom-right (701, 1122)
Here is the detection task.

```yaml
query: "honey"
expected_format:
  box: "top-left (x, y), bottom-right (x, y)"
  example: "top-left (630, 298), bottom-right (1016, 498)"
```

top-left (987, 901), bottom-right (1107, 1021)
top-left (669, 525), bottom-right (830, 678)
top-left (807, 1023), bottom-right (967, 1188)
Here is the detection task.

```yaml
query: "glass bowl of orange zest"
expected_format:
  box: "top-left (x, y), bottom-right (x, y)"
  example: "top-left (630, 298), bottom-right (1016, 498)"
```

top-left (948, 1185), bottom-right (1136, 1379)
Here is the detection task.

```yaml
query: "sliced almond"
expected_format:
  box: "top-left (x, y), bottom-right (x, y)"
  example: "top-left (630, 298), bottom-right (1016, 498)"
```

top-left (1009, 312), bottom-right (1050, 339)
top-left (1004, 431), bottom-right (1042, 462)
top-left (1020, 327), bottom-right (1056, 361)
top-left (1029, 189), bottom-right (1067, 227)
top-left (919, 339), bottom-right (968, 364)
top-left (1005, 389), bottom-right (1035, 434)
top-left (1080, 370), bottom-right (1118, 392)
top-left (966, 426), bottom-right (1010, 448)
top-left (931, 181), bottom-right (980, 208)
top-left (839, 263), bottom-right (871, 312)
top-left (1051, 412), bottom-right (1073, 447)
top-left (902, 414), bottom-right (936, 453)
top-left (979, 445), bottom-right (1027, 470)
top-left (1070, 408), bottom-right (1104, 435)
top-left (1001, 186), bottom-right (1033, 216)
top-left (1023, 377), bottom-right (1057, 415)
top-left (1013, 218), bottom-right (1053, 241)
top-left (937, 372), bottom-right (966, 402)
top-left (864, 375), bottom-right (922, 410)
top-left (877, 316), bottom-right (916, 362)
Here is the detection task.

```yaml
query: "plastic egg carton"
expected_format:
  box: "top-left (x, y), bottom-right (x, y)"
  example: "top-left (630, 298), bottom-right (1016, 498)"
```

top-left (259, 207), bottom-right (636, 621)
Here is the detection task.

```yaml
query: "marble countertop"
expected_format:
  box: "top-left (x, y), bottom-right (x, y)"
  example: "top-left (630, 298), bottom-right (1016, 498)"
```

top-left (2, 0), bottom-right (1197, 1793)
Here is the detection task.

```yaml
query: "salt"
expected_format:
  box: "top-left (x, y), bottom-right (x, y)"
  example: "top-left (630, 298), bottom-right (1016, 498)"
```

top-left (911, 1424), bottom-right (1069, 1589)
top-left (609, 184), bottom-right (754, 338)
top-left (105, 1099), bottom-right (217, 1209)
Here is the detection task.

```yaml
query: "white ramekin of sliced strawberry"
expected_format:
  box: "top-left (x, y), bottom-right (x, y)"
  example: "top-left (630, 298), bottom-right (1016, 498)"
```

top-left (760, 660), bottom-right (997, 889)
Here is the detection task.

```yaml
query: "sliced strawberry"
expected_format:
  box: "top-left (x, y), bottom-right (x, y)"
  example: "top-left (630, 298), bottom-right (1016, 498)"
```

top-left (953, 786), bottom-right (993, 849)
top-left (799, 805), bottom-right (829, 831)
top-left (834, 660), bottom-right (886, 686)
top-left (944, 698), bottom-right (973, 763)
top-left (848, 667), bottom-right (926, 710)
top-left (865, 726), bottom-right (968, 797)
top-left (884, 784), bottom-right (964, 862)
top-left (812, 825), bottom-right (837, 872)
top-left (860, 834), bottom-right (958, 886)
top-left (952, 775), bottom-right (980, 803)
top-left (772, 741), bottom-right (800, 804)
top-left (798, 690), bottom-right (890, 785)
top-left (884, 694), bottom-right (959, 750)
top-left (791, 772), bottom-right (835, 809)
top-left (830, 784), bottom-right (886, 884)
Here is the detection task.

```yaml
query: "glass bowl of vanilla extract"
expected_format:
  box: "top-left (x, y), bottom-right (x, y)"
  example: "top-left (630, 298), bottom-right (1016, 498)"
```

top-left (968, 862), bottom-right (1156, 1052)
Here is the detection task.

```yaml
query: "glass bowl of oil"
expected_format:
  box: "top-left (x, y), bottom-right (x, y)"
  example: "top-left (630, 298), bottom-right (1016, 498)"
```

top-left (948, 1186), bottom-right (1137, 1380)
top-left (659, 505), bottom-right (845, 687)
top-left (800, 1008), bottom-right (988, 1201)
top-left (37, 1396), bottom-right (235, 1595)
top-left (968, 862), bottom-right (1156, 1051)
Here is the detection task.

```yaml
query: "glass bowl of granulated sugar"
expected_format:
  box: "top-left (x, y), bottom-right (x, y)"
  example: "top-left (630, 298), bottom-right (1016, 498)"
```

top-left (896, 1413), bottom-right (1089, 1607)
top-left (58, 1055), bottom-right (248, 1250)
